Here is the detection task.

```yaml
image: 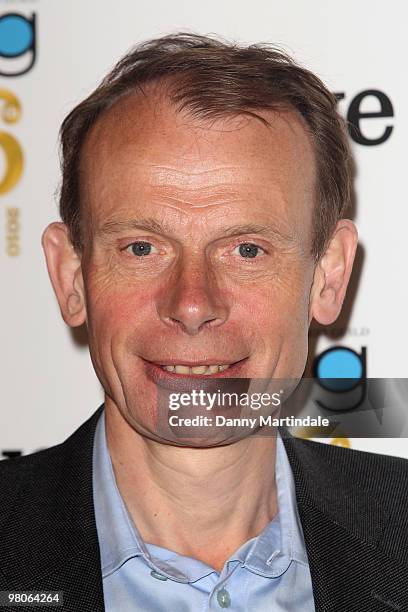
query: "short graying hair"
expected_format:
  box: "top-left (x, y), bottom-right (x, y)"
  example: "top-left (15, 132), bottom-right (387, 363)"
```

top-left (58, 32), bottom-right (353, 260)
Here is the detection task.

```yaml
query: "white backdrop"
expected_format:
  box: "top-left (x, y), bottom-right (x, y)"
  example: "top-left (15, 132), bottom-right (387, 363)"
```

top-left (1, 0), bottom-right (407, 458)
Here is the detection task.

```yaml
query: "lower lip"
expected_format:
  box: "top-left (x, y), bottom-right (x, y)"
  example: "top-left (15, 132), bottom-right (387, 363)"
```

top-left (143, 358), bottom-right (248, 388)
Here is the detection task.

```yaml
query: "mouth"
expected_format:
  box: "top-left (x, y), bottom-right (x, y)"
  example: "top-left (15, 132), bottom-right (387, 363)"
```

top-left (142, 357), bottom-right (249, 381)
top-left (142, 357), bottom-right (252, 401)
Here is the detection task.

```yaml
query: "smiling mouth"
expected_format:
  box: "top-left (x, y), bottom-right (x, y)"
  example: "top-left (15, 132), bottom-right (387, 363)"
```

top-left (143, 358), bottom-right (248, 379)
top-left (160, 364), bottom-right (230, 375)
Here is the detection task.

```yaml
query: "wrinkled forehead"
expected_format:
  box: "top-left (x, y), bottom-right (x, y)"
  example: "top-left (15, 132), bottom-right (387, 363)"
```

top-left (78, 89), bottom-right (317, 225)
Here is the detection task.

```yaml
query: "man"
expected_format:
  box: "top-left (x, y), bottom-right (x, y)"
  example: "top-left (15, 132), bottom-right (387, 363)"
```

top-left (1, 32), bottom-right (407, 612)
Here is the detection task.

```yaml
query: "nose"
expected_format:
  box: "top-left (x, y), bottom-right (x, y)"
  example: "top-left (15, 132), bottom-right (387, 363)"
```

top-left (157, 258), bottom-right (229, 336)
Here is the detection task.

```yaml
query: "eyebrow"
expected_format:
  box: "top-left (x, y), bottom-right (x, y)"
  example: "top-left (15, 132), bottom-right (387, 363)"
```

top-left (97, 218), bottom-right (169, 236)
top-left (97, 218), bottom-right (294, 243)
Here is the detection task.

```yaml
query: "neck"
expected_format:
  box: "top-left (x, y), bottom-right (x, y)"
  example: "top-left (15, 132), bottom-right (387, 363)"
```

top-left (105, 400), bottom-right (278, 572)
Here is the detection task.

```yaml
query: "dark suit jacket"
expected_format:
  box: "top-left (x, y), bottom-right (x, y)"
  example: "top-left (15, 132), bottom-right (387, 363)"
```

top-left (0, 404), bottom-right (407, 611)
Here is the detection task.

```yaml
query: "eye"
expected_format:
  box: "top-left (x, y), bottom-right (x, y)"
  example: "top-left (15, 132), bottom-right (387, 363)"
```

top-left (125, 241), bottom-right (157, 256)
top-left (233, 243), bottom-right (265, 259)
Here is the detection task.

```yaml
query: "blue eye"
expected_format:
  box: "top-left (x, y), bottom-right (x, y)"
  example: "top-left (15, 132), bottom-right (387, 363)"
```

top-left (235, 243), bottom-right (264, 258)
top-left (127, 241), bottom-right (154, 256)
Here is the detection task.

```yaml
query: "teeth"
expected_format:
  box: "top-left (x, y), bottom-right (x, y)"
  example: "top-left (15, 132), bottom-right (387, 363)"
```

top-left (174, 365), bottom-right (190, 374)
top-left (161, 364), bottom-right (230, 375)
top-left (191, 365), bottom-right (207, 374)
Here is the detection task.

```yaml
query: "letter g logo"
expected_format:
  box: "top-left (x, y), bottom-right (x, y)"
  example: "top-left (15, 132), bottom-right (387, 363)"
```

top-left (0, 13), bottom-right (37, 77)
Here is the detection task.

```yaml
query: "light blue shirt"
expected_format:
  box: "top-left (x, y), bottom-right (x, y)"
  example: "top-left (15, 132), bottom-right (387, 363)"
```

top-left (93, 408), bottom-right (316, 611)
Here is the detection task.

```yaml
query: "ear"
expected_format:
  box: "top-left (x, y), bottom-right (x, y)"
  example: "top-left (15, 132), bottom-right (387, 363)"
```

top-left (41, 222), bottom-right (86, 327)
top-left (309, 219), bottom-right (358, 325)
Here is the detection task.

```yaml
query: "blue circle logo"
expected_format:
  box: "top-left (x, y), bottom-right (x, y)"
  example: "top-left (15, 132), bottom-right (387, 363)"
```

top-left (0, 14), bottom-right (34, 58)
top-left (315, 346), bottom-right (365, 392)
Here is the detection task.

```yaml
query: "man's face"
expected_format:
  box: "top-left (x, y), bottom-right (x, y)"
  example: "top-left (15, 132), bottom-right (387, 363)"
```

top-left (79, 93), bottom-right (318, 442)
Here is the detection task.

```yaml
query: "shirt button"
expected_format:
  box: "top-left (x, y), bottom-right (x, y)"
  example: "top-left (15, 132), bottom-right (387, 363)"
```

top-left (216, 588), bottom-right (231, 608)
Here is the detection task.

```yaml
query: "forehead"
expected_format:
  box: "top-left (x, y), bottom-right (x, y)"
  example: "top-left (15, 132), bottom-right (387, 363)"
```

top-left (79, 90), bottom-right (316, 227)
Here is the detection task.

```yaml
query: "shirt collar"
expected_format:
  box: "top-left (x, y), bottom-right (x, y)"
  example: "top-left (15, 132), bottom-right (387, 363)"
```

top-left (93, 408), bottom-right (309, 583)
top-left (238, 433), bottom-right (309, 578)
top-left (93, 408), bottom-right (193, 582)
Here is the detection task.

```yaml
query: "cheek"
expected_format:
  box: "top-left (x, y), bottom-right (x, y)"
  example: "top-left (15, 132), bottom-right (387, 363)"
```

top-left (233, 272), bottom-right (311, 331)
top-left (85, 280), bottom-right (157, 349)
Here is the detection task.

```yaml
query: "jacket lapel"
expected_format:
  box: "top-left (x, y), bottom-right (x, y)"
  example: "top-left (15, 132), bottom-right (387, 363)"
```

top-left (283, 433), bottom-right (408, 611)
top-left (0, 406), bottom-right (106, 611)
